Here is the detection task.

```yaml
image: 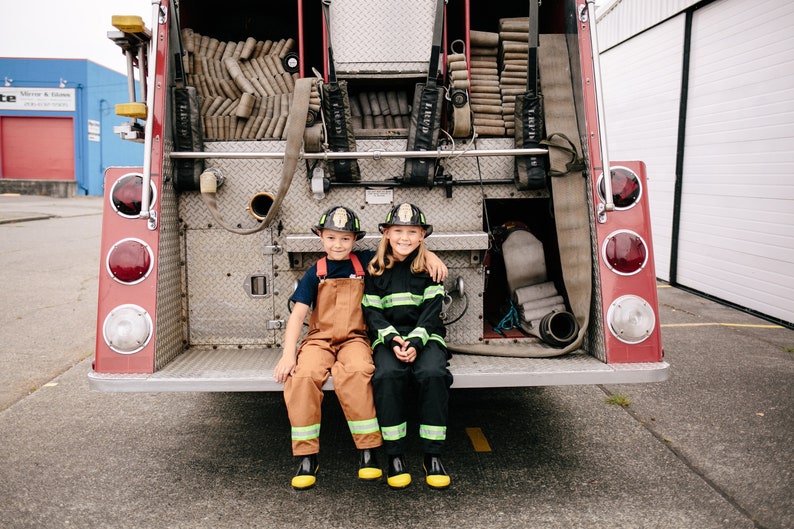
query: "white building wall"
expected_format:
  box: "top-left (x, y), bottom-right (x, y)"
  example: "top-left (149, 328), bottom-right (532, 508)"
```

top-left (597, 0), bottom-right (698, 50)
top-left (678, 0), bottom-right (794, 323)
top-left (598, 0), bottom-right (794, 325)
top-left (600, 15), bottom-right (686, 281)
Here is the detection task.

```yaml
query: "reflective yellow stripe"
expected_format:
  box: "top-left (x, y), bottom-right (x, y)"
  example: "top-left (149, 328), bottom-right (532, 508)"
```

top-left (348, 418), bottom-right (380, 435)
top-left (419, 424), bottom-right (446, 441)
top-left (291, 423), bottom-right (321, 441)
top-left (381, 422), bottom-right (407, 441)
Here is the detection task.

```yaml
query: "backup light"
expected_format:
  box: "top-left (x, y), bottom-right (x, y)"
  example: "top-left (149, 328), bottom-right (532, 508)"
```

top-left (102, 304), bottom-right (152, 354)
top-left (607, 295), bottom-right (655, 344)
top-left (107, 238), bottom-right (153, 284)
top-left (603, 230), bottom-right (648, 275)
top-left (598, 167), bottom-right (641, 210)
top-left (110, 173), bottom-right (155, 218)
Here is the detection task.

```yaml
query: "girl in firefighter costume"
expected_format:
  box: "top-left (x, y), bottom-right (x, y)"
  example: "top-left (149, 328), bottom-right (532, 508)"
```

top-left (273, 205), bottom-right (447, 490)
top-left (363, 203), bottom-right (453, 490)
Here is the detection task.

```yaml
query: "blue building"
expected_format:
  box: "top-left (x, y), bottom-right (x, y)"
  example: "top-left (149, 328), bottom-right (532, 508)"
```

top-left (0, 58), bottom-right (143, 196)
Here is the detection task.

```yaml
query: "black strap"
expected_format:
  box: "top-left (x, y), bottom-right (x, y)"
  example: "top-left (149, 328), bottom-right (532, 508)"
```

top-left (321, 0), bottom-right (337, 83)
top-left (426, 0), bottom-right (446, 87)
top-left (527, 0), bottom-right (539, 96)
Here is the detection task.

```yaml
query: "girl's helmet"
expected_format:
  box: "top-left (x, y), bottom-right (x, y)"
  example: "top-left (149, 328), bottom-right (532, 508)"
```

top-left (378, 203), bottom-right (433, 236)
top-left (312, 206), bottom-right (366, 240)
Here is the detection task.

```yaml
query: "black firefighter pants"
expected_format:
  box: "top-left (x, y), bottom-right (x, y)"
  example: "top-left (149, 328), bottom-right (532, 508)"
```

top-left (372, 341), bottom-right (453, 456)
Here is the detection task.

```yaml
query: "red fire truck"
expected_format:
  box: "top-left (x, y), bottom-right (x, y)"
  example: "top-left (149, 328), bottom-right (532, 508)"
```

top-left (90, 0), bottom-right (668, 391)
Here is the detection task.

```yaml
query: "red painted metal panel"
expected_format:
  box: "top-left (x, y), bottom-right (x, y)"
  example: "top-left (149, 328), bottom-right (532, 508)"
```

top-left (0, 116), bottom-right (74, 180)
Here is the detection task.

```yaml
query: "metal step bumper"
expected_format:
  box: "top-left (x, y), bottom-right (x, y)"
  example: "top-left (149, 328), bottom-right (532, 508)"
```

top-left (88, 347), bottom-right (670, 392)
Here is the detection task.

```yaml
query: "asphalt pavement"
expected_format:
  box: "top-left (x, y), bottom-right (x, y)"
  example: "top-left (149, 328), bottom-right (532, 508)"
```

top-left (0, 193), bottom-right (791, 529)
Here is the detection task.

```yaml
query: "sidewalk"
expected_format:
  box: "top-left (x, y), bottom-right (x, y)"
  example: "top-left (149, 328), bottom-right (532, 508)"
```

top-left (0, 193), bottom-right (103, 223)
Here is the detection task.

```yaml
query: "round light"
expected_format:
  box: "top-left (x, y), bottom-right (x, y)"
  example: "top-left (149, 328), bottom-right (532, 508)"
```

top-left (109, 173), bottom-right (156, 218)
top-left (102, 304), bottom-right (152, 354)
top-left (607, 295), bottom-right (656, 344)
top-left (106, 238), bottom-right (153, 284)
top-left (602, 230), bottom-right (648, 275)
top-left (598, 167), bottom-right (641, 209)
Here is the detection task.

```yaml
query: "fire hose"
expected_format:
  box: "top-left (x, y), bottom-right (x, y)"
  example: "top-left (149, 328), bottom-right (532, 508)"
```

top-left (198, 77), bottom-right (314, 234)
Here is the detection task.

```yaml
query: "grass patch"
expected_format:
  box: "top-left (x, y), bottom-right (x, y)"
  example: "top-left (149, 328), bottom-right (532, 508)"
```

top-left (604, 393), bottom-right (632, 407)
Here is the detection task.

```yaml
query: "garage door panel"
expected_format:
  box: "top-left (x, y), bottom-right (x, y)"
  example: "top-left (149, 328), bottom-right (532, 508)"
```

top-left (678, 0), bottom-right (794, 324)
top-left (0, 116), bottom-right (74, 180)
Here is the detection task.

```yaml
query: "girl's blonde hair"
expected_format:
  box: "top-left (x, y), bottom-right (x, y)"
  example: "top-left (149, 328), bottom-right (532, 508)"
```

top-left (367, 232), bottom-right (427, 277)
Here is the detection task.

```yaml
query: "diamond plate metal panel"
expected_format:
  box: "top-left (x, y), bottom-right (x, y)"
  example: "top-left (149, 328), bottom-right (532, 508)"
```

top-left (185, 230), bottom-right (276, 344)
top-left (180, 141), bottom-right (296, 230)
top-left (155, 139), bottom-right (187, 369)
top-left (329, 0), bottom-right (436, 76)
top-left (88, 346), bottom-right (669, 391)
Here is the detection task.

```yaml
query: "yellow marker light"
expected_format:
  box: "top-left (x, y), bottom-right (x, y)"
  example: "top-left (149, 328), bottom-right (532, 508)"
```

top-left (112, 15), bottom-right (147, 34)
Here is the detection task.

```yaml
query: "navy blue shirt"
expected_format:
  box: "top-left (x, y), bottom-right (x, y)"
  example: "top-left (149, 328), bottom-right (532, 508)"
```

top-left (290, 250), bottom-right (375, 307)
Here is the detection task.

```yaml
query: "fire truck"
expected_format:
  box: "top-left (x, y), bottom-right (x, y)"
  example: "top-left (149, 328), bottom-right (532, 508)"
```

top-left (90, 0), bottom-right (668, 392)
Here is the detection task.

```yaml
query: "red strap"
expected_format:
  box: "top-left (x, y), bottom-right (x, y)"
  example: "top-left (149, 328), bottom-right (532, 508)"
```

top-left (316, 256), bottom-right (328, 279)
top-left (349, 253), bottom-right (365, 278)
top-left (316, 254), bottom-right (365, 279)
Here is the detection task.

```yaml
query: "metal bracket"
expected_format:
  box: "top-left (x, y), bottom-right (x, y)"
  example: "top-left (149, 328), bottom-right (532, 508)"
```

top-left (263, 244), bottom-right (282, 255)
top-left (266, 319), bottom-right (285, 330)
top-left (147, 210), bottom-right (158, 230)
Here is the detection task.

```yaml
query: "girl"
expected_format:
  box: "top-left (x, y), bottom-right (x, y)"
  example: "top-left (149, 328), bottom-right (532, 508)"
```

top-left (362, 203), bottom-right (453, 490)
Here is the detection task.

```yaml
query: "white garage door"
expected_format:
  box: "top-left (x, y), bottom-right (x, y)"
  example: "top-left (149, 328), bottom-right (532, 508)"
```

top-left (679, 0), bottom-right (794, 324)
top-left (600, 14), bottom-right (686, 282)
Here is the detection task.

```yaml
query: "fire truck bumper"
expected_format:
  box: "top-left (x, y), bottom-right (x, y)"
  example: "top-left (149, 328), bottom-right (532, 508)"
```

top-left (87, 347), bottom-right (669, 392)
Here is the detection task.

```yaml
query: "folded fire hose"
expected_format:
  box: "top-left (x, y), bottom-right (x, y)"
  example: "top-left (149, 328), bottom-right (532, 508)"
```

top-left (449, 33), bottom-right (591, 358)
top-left (320, 0), bottom-right (360, 182)
top-left (197, 77), bottom-right (314, 235)
top-left (403, 0), bottom-right (446, 185)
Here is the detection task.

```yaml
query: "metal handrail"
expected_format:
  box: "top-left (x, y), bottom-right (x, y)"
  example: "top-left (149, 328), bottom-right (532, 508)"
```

top-left (585, 0), bottom-right (614, 213)
top-left (169, 147), bottom-right (549, 161)
top-left (139, 0), bottom-right (161, 223)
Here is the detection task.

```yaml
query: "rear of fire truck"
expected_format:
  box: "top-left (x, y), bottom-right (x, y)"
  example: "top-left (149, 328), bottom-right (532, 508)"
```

top-left (90, 0), bottom-right (668, 391)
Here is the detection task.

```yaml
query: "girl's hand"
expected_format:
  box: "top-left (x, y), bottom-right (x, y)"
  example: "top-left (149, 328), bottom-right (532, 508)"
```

top-left (392, 337), bottom-right (417, 363)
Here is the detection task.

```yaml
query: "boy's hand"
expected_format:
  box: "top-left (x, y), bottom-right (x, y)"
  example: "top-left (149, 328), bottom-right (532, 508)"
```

top-left (273, 353), bottom-right (297, 383)
top-left (425, 250), bottom-right (448, 282)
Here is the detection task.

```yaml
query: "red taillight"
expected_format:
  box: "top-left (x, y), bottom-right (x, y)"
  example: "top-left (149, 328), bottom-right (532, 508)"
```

top-left (107, 238), bottom-right (153, 284)
top-left (598, 167), bottom-right (642, 209)
top-left (603, 230), bottom-right (647, 275)
top-left (110, 173), bottom-right (155, 218)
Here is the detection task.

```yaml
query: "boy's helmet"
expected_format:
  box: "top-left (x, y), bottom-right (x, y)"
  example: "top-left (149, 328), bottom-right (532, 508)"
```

top-left (378, 203), bottom-right (433, 236)
top-left (312, 206), bottom-right (366, 240)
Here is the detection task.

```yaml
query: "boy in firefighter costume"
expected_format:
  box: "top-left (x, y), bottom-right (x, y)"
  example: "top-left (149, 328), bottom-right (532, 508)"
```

top-left (363, 203), bottom-right (453, 490)
top-left (273, 206), bottom-right (447, 490)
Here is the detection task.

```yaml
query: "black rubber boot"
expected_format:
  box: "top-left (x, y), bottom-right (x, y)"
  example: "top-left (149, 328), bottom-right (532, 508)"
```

top-left (423, 454), bottom-right (450, 489)
top-left (291, 454), bottom-right (319, 490)
top-left (387, 454), bottom-right (411, 489)
top-left (358, 448), bottom-right (383, 481)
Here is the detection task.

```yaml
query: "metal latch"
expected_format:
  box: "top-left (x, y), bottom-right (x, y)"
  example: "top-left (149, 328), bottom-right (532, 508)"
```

top-left (266, 319), bottom-right (285, 330)
top-left (244, 273), bottom-right (269, 298)
top-left (263, 244), bottom-right (282, 255)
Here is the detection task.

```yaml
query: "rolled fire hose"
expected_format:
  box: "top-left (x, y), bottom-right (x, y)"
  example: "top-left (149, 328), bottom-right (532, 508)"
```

top-left (198, 77), bottom-right (313, 234)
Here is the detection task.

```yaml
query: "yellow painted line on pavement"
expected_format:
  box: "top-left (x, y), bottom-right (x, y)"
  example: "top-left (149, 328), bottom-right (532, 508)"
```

top-left (466, 427), bottom-right (492, 452)
top-left (661, 323), bottom-right (783, 329)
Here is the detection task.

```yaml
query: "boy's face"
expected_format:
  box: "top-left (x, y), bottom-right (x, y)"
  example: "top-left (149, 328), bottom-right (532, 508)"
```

top-left (319, 229), bottom-right (356, 261)
top-left (383, 226), bottom-right (425, 261)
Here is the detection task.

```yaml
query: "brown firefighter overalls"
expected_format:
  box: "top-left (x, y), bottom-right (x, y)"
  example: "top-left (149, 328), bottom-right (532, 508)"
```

top-left (283, 254), bottom-right (383, 456)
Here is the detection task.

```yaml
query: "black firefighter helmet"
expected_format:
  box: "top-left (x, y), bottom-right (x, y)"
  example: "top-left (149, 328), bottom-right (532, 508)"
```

top-left (311, 206), bottom-right (366, 240)
top-left (378, 203), bottom-right (433, 237)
